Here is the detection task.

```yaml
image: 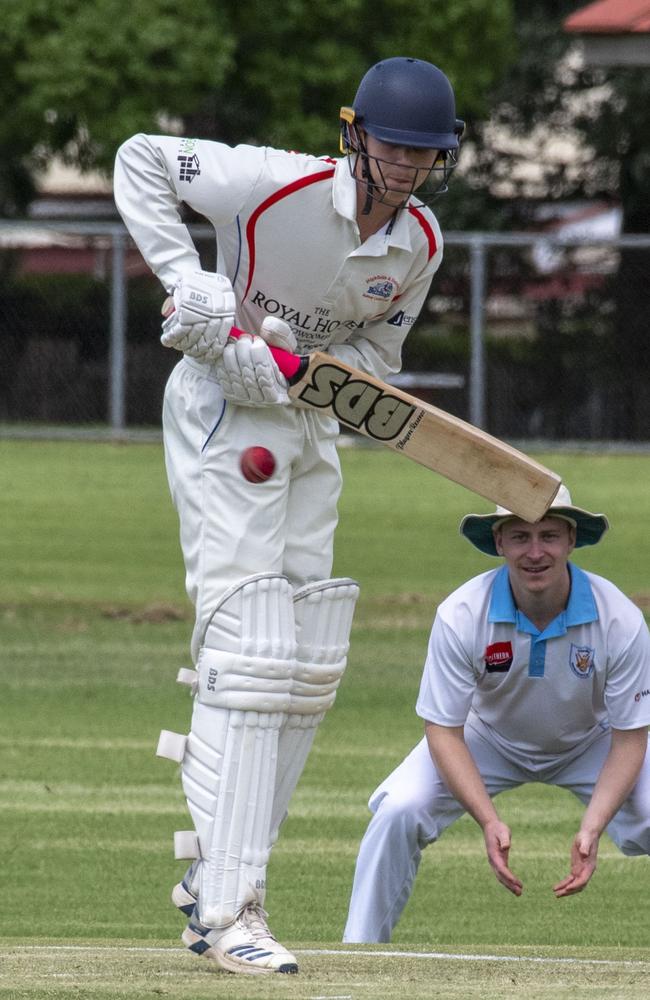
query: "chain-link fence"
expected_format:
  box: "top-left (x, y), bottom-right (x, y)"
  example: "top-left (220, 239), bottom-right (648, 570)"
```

top-left (2, 221), bottom-right (649, 442)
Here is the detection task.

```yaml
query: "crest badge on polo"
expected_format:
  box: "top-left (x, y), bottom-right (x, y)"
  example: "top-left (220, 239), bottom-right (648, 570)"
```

top-left (570, 643), bottom-right (596, 679)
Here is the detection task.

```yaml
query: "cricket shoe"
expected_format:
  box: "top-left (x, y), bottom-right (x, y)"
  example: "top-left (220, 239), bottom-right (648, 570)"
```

top-left (181, 903), bottom-right (299, 975)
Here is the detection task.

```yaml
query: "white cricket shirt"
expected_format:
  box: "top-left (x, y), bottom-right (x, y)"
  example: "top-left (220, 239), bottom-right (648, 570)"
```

top-left (114, 135), bottom-right (444, 380)
top-left (416, 564), bottom-right (650, 769)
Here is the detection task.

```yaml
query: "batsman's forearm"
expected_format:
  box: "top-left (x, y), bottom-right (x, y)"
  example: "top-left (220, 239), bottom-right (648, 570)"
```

top-left (425, 722), bottom-right (500, 830)
top-left (580, 727), bottom-right (647, 836)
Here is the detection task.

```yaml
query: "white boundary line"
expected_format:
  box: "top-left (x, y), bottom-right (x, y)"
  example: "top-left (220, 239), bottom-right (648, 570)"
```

top-left (4, 945), bottom-right (649, 968)
top-left (302, 948), bottom-right (650, 967)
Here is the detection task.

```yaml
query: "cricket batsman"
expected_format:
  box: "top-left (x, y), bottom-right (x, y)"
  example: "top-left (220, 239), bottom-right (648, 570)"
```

top-left (113, 56), bottom-right (464, 975)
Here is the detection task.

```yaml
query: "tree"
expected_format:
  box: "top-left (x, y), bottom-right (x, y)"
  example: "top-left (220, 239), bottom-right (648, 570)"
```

top-left (185, 0), bottom-right (516, 152)
top-left (1, 0), bottom-right (234, 214)
top-left (1, 0), bottom-right (514, 215)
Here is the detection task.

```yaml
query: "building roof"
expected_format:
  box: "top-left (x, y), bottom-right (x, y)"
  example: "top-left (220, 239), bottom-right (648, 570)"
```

top-left (565, 0), bottom-right (650, 34)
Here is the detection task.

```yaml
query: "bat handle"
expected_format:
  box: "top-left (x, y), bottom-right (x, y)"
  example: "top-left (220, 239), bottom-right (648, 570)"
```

top-left (229, 326), bottom-right (309, 385)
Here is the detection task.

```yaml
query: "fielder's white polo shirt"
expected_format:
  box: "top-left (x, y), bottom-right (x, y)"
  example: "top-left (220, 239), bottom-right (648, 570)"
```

top-left (416, 564), bottom-right (650, 771)
top-left (114, 136), bottom-right (443, 380)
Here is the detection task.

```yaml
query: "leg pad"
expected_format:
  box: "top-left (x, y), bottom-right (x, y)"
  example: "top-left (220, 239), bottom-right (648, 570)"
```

top-left (182, 574), bottom-right (297, 926)
top-left (269, 578), bottom-right (359, 843)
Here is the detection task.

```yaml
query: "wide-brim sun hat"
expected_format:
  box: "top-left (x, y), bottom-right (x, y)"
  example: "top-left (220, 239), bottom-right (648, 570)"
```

top-left (459, 484), bottom-right (609, 557)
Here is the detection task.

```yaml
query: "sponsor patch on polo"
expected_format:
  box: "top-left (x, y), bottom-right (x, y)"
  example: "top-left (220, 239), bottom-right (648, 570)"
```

top-left (484, 641), bottom-right (513, 673)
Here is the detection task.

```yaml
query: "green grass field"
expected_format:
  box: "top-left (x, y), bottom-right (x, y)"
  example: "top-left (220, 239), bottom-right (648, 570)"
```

top-left (1, 440), bottom-right (649, 999)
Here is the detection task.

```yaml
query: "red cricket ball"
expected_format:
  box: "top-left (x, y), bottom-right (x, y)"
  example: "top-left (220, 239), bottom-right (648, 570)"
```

top-left (239, 446), bottom-right (277, 483)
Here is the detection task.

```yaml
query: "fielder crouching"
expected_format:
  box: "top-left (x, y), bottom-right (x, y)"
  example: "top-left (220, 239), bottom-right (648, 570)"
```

top-left (114, 55), bottom-right (464, 974)
top-left (344, 485), bottom-right (650, 943)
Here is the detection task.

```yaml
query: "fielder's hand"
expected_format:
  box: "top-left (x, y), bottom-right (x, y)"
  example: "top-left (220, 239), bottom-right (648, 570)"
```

top-left (553, 830), bottom-right (599, 898)
top-left (483, 819), bottom-right (523, 896)
top-left (215, 334), bottom-right (290, 407)
top-left (160, 271), bottom-right (236, 362)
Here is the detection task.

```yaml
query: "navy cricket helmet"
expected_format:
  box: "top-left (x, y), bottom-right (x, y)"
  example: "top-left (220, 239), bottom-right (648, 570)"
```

top-left (340, 57), bottom-right (464, 208)
top-left (340, 57), bottom-right (464, 153)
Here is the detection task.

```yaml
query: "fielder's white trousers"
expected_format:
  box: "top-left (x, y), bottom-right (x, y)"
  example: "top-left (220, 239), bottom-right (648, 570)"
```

top-left (343, 713), bottom-right (650, 943)
top-left (162, 358), bottom-right (342, 660)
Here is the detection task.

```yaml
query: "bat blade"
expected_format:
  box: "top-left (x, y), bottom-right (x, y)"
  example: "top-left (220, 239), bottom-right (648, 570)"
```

top-left (229, 329), bottom-right (561, 521)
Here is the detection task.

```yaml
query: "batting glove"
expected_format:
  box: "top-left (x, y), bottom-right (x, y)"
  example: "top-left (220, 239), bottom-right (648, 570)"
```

top-left (258, 316), bottom-right (298, 353)
top-left (215, 335), bottom-right (290, 407)
top-left (160, 271), bottom-right (236, 362)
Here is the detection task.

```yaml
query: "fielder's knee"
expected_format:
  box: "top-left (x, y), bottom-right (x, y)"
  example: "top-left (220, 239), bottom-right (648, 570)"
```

top-left (369, 787), bottom-right (442, 851)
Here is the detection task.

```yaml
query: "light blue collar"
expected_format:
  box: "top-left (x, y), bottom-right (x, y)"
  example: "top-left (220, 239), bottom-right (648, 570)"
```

top-left (488, 563), bottom-right (598, 638)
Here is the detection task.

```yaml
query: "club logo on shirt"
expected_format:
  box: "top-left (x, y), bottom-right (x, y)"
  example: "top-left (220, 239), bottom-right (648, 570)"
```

top-left (178, 153), bottom-right (200, 183)
top-left (569, 644), bottom-right (595, 679)
top-left (484, 641), bottom-right (513, 673)
top-left (364, 275), bottom-right (400, 301)
top-left (178, 139), bottom-right (201, 183)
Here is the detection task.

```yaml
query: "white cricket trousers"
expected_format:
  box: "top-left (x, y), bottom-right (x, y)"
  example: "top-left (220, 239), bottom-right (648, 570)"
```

top-left (343, 714), bottom-right (650, 943)
top-left (162, 358), bottom-right (342, 660)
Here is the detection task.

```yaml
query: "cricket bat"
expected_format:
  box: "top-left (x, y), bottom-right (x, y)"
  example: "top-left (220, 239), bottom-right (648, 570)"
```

top-left (229, 328), bottom-right (561, 521)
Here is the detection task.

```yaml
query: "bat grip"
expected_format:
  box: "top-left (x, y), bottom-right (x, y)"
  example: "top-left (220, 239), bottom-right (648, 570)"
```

top-left (229, 327), bottom-right (308, 385)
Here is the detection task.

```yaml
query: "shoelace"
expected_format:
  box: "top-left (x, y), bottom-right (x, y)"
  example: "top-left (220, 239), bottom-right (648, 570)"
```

top-left (243, 904), bottom-right (277, 943)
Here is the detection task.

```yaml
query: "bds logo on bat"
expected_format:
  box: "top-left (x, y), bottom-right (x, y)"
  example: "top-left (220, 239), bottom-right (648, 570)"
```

top-left (297, 361), bottom-right (416, 441)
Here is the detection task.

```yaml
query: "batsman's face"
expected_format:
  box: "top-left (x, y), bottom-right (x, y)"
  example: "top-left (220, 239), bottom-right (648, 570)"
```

top-left (361, 134), bottom-right (441, 205)
top-left (494, 517), bottom-right (576, 598)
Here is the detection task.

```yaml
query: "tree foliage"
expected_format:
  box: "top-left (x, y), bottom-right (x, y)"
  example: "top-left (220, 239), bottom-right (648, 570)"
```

top-left (1, 0), bottom-right (514, 214)
top-left (196, 0), bottom-right (515, 152)
top-left (1, 0), bottom-right (233, 214)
